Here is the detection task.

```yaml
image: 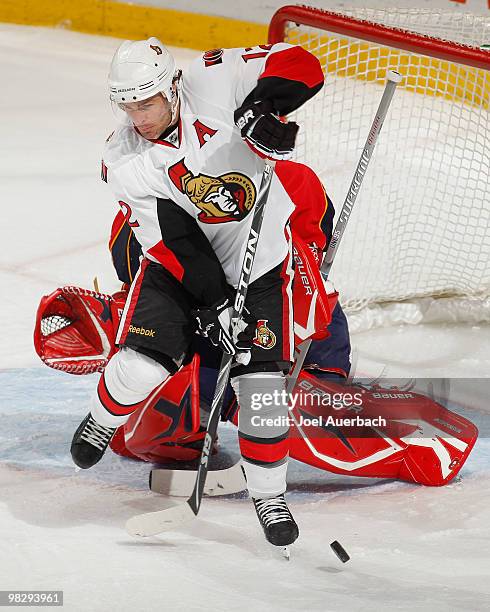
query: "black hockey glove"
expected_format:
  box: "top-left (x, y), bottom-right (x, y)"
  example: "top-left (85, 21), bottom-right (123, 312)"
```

top-left (193, 299), bottom-right (256, 365)
top-left (234, 100), bottom-right (299, 161)
top-left (193, 298), bottom-right (235, 356)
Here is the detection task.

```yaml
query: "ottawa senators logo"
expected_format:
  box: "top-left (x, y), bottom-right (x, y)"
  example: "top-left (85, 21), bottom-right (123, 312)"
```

top-left (253, 320), bottom-right (277, 350)
top-left (168, 159), bottom-right (256, 224)
top-left (203, 48), bottom-right (223, 67)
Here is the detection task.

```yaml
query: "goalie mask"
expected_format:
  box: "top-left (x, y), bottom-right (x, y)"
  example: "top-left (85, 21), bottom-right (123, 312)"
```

top-left (108, 37), bottom-right (181, 138)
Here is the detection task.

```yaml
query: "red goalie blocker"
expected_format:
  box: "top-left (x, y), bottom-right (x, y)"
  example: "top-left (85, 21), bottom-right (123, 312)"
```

top-left (292, 236), bottom-right (338, 345)
top-left (289, 372), bottom-right (478, 486)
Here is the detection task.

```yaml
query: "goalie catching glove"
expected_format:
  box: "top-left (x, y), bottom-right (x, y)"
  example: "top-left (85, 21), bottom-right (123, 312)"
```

top-left (192, 298), bottom-right (256, 365)
top-left (34, 286), bottom-right (125, 374)
top-left (234, 99), bottom-right (299, 161)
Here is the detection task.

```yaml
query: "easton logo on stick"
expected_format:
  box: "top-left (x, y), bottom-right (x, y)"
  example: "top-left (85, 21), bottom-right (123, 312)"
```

top-left (234, 229), bottom-right (258, 312)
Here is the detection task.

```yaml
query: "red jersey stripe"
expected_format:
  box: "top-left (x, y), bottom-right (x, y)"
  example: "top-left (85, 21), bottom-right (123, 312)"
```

top-left (239, 436), bottom-right (290, 464)
top-left (117, 258), bottom-right (149, 345)
top-left (147, 240), bottom-right (185, 282)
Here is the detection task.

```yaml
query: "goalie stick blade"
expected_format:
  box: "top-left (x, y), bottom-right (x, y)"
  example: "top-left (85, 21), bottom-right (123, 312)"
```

top-left (126, 501), bottom-right (196, 537)
top-left (149, 461), bottom-right (246, 497)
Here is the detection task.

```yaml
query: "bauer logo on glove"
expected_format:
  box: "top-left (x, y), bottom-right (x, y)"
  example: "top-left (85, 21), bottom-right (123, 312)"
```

top-left (234, 99), bottom-right (299, 161)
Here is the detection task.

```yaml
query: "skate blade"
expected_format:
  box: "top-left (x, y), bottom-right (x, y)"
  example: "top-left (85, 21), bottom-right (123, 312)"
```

top-left (266, 542), bottom-right (292, 560)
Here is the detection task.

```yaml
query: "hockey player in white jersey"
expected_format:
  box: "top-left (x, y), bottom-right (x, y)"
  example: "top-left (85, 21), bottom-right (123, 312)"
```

top-left (70, 37), bottom-right (324, 547)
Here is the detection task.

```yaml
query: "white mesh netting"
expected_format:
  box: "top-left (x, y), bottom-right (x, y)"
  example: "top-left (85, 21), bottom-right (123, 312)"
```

top-left (281, 6), bottom-right (490, 327)
top-left (40, 315), bottom-right (71, 337)
top-left (303, 5), bottom-right (490, 45)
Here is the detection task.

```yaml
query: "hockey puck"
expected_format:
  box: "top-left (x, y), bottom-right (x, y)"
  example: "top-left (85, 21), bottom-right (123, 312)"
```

top-left (330, 540), bottom-right (350, 563)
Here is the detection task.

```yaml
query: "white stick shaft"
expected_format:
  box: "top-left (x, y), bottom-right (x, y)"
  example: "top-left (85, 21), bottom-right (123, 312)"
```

top-left (287, 71), bottom-right (402, 395)
top-left (322, 70), bottom-right (402, 279)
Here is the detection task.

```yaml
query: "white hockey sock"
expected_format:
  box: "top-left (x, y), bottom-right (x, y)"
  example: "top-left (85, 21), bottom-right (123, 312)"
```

top-left (90, 347), bottom-right (170, 428)
top-left (242, 460), bottom-right (289, 499)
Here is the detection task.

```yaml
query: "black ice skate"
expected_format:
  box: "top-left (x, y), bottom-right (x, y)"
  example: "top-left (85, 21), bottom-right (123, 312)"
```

top-left (252, 494), bottom-right (299, 547)
top-left (70, 413), bottom-right (116, 469)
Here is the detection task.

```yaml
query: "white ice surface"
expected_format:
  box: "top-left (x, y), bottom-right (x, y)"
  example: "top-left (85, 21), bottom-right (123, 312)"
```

top-left (1, 24), bottom-right (489, 612)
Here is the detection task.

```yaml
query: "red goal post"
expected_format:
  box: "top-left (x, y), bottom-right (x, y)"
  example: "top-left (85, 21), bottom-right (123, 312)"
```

top-left (268, 5), bottom-right (490, 330)
top-left (268, 5), bottom-right (490, 68)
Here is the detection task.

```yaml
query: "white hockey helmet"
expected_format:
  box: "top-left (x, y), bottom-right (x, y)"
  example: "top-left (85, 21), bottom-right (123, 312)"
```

top-left (108, 37), bottom-right (176, 104)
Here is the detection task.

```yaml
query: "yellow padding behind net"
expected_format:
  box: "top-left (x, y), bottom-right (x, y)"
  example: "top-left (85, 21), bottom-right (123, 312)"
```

top-left (288, 30), bottom-right (489, 109)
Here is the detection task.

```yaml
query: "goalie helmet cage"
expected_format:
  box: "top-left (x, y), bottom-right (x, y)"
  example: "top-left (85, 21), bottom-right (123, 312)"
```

top-left (269, 5), bottom-right (490, 330)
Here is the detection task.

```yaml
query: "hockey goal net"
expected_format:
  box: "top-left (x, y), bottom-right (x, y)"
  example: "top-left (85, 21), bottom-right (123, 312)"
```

top-left (269, 5), bottom-right (490, 330)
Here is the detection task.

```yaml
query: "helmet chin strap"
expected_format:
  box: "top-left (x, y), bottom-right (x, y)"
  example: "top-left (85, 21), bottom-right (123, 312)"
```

top-left (169, 70), bottom-right (182, 125)
top-left (170, 98), bottom-right (180, 125)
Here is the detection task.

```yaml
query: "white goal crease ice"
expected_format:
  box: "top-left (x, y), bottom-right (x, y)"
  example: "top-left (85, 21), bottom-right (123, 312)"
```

top-left (269, 5), bottom-right (490, 331)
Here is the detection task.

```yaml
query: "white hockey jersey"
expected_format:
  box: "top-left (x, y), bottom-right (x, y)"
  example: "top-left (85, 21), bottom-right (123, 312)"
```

top-left (102, 43), bottom-right (324, 305)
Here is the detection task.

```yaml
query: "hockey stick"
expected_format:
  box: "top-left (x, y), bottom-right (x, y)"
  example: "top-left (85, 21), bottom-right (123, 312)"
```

top-left (284, 72), bottom-right (401, 565)
top-left (286, 70), bottom-right (402, 396)
top-left (149, 462), bottom-right (246, 497)
top-left (126, 159), bottom-right (276, 537)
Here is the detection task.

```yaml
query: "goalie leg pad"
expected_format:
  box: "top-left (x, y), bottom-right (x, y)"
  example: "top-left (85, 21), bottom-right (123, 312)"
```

top-left (231, 372), bottom-right (290, 498)
top-left (288, 371), bottom-right (478, 486)
top-left (110, 354), bottom-right (202, 462)
top-left (90, 347), bottom-right (170, 428)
